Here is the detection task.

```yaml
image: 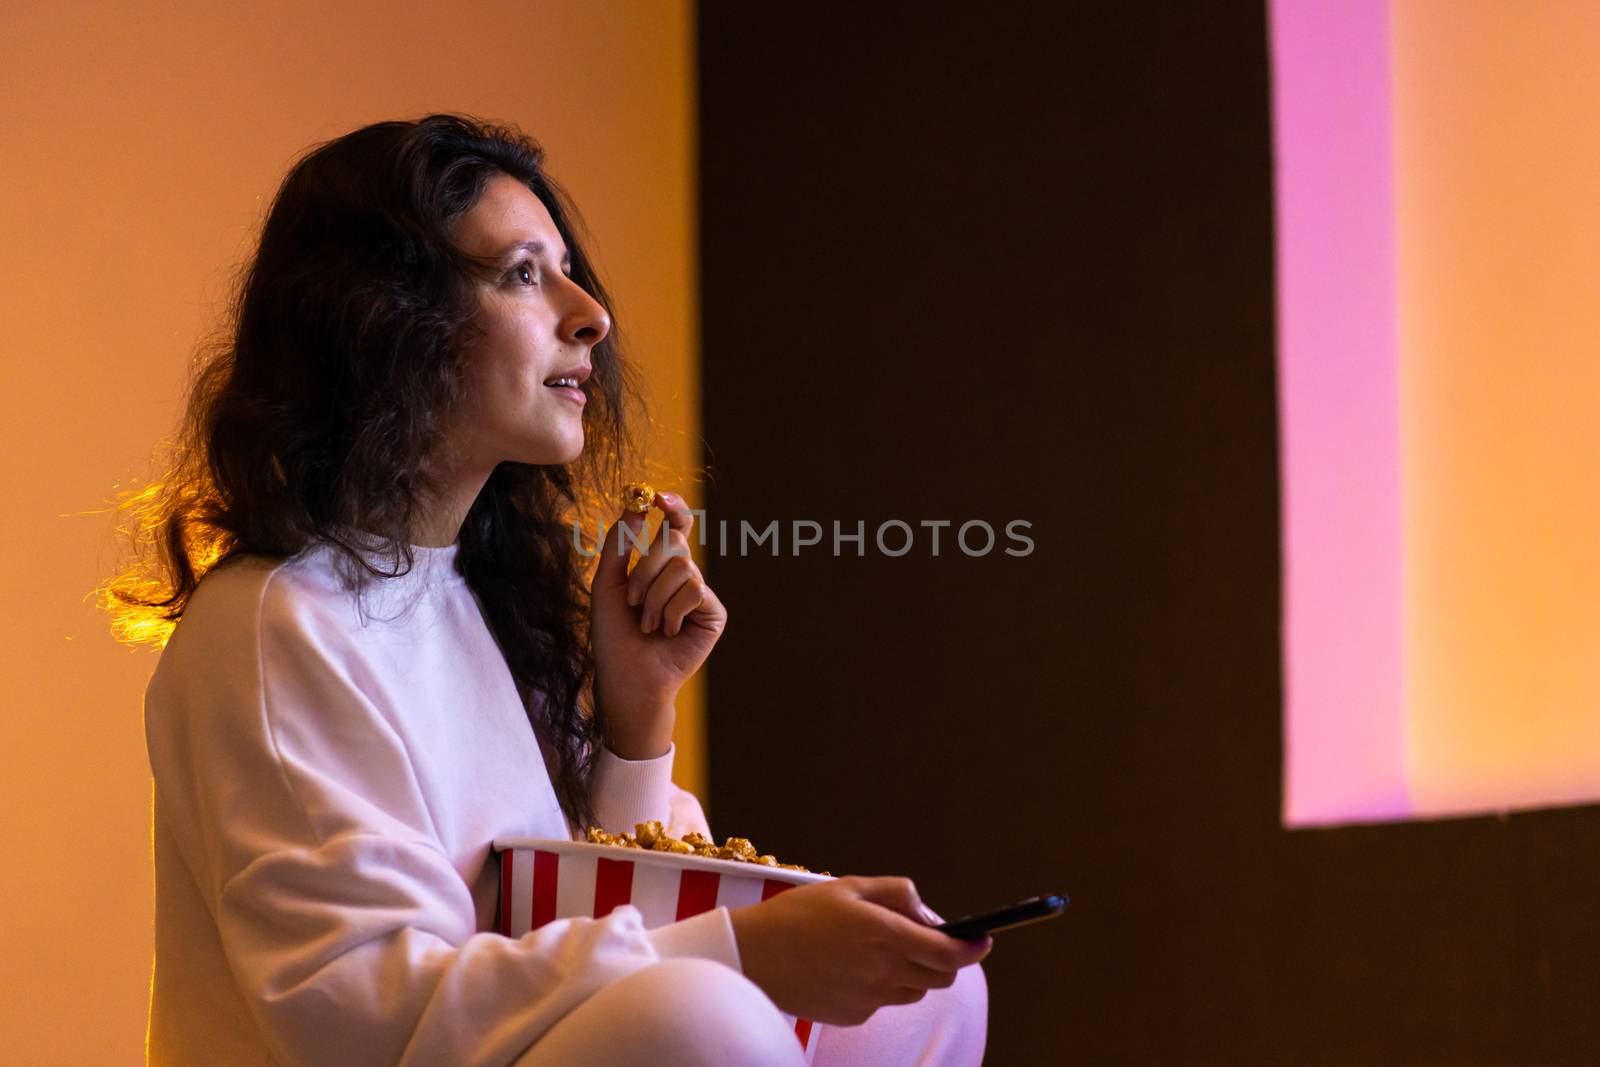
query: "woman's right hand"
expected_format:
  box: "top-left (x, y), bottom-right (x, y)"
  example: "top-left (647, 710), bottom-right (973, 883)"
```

top-left (727, 876), bottom-right (993, 1026)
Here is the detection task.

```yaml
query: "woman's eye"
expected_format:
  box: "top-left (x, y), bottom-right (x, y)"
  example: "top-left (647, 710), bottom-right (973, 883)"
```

top-left (512, 261), bottom-right (537, 286)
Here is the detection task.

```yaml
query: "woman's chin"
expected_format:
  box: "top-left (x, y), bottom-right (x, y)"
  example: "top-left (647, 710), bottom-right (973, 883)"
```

top-left (517, 432), bottom-right (584, 467)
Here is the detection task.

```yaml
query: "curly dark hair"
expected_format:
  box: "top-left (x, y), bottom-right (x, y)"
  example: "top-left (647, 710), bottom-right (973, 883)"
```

top-left (104, 113), bottom-right (645, 829)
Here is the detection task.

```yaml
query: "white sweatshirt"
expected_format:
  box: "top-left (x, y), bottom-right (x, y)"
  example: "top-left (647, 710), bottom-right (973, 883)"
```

top-left (143, 540), bottom-right (740, 1066)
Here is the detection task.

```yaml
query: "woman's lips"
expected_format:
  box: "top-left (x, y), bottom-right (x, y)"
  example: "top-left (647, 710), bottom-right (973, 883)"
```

top-left (547, 384), bottom-right (587, 405)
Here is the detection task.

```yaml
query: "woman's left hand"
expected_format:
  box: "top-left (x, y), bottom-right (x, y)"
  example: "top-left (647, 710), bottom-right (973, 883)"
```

top-left (589, 491), bottom-right (727, 760)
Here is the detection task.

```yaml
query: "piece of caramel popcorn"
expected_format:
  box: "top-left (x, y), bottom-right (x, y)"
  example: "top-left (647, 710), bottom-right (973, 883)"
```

top-left (721, 837), bottom-right (757, 860)
top-left (681, 832), bottom-right (719, 857)
top-left (621, 482), bottom-right (657, 514)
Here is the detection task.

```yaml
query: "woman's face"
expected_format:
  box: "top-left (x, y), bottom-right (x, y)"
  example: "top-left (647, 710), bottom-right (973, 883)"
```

top-left (448, 174), bottom-right (611, 470)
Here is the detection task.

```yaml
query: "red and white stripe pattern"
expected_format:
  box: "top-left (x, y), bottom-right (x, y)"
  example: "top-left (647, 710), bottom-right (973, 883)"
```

top-left (499, 846), bottom-right (821, 1060)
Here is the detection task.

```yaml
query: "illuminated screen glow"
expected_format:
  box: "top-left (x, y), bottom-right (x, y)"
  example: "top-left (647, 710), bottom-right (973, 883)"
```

top-left (1272, 0), bottom-right (1600, 825)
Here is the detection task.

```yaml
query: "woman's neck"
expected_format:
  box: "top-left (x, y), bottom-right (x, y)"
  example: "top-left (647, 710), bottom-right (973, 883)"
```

top-left (412, 452), bottom-right (493, 547)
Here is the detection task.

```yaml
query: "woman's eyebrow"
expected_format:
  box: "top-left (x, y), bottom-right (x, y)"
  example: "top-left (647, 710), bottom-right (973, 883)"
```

top-left (496, 239), bottom-right (572, 268)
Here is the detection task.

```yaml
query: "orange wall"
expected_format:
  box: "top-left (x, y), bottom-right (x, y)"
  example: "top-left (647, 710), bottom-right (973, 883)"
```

top-left (1394, 0), bottom-right (1600, 814)
top-left (0, 3), bottom-right (699, 1060)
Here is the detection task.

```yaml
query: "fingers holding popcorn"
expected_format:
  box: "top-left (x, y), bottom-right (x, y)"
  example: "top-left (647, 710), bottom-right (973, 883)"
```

top-left (614, 486), bottom-right (704, 612)
top-left (613, 491), bottom-right (720, 639)
top-left (590, 484), bottom-right (726, 759)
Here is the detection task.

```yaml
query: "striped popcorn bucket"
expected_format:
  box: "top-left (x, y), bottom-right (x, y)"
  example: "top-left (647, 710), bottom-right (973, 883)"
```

top-left (494, 838), bottom-right (831, 1061)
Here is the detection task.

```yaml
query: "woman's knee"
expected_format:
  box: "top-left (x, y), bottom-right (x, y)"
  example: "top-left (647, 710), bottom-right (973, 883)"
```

top-left (900, 963), bottom-right (990, 1061)
top-left (925, 962), bottom-right (991, 1065)
top-left (948, 962), bottom-right (989, 1034)
top-left (808, 963), bottom-right (989, 1067)
top-left (610, 958), bottom-right (806, 1067)
top-left (947, 959), bottom-right (985, 1017)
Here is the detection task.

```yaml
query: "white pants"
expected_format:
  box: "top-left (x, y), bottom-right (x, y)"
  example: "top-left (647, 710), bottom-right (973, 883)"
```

top-left (514, 957), bottom-right (989, 1067)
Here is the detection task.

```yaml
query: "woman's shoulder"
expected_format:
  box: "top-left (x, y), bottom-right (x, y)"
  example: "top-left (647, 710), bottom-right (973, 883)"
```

top-left (145, 545), bottom-right (369, 738)
top-left (163, 545), bottom-right (351, 659)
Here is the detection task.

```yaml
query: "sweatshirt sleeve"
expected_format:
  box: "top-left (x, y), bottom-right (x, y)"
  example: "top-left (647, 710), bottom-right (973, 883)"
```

top-left (145, 563), bottom-right (738, 1067)
top-left (590, 744), bottom-right (715, 840)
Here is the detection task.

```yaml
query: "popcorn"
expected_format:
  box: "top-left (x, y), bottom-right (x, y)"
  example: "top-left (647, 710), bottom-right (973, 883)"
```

top-left (586, 822), bottom-right (827, 875)
top-left (621, 482), bottom-right (657, 514)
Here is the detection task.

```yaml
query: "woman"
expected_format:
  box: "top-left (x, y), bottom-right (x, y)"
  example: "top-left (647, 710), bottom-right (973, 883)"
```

top-left (110, 114), bottom-right (989, 1066)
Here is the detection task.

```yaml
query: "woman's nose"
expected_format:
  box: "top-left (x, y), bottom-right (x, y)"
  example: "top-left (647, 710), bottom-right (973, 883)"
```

top-left (561, 282), bottom-right (611, 347)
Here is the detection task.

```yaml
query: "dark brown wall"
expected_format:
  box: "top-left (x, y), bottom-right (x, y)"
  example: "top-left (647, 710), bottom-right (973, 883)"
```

top-left (698, 4), bottom-right (1600, 1063)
